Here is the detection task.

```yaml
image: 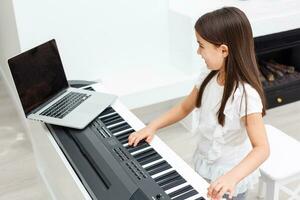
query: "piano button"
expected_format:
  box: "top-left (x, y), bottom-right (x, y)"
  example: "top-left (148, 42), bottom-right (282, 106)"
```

top-left (127, 142), bottom-right (149, 153)
top-left (172, 189), bottom-right (198, 200)
top-left (168, 185), bottom-right (193, 198)
top-left (109, 123), bottom-right (131, 133)
top-left (161, 178), bottom-right (186, 191)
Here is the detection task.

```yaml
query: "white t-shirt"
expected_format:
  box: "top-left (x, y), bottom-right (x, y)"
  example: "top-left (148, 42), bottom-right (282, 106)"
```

top-left (193, 71), bottom-right (263, 195)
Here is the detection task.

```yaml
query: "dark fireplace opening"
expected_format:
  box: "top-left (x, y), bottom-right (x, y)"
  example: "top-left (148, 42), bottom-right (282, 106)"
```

top-left (254, 28), bottom-right (300, 109)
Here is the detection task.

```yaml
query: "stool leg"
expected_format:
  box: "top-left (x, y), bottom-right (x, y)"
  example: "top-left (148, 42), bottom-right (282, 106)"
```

top-left (257, 177), bottom-right (265, 199)
top-left (265, 179), bottom-right (279, 200)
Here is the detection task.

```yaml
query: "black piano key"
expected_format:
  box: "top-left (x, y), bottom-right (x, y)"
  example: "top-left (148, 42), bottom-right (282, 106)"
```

top-left (172, 189), bottom-right (198, 200)
top-left (161, 178), bottom-right (186, 191)
top-left (138, 153), bottom-right (162, 166)
top-left (158, 172), bottom-right (182, 187)
top-left (168, 185), bottom-right (193, 198)
top-left (195, 197), bottom-right (206, 200)
top-left (155, 171), bottom-right (178, 185)
top-left (145, 160), bottom-right (169, 172)
top-left (133, 148), bottom-right (156, 160)
top-left (148, 163), bottom-right (172, 176)
top-left (101, 113), bottom-right (119, 123)
top-left (99, 106), bottom-right (114, 116)
top-left (103, 117), bottom-right (124, 127)
top-left (109, 123), bottom-right (131, 134)
top-left (126, 142), bottom-right (149, 153)
top-left (116, 131), bottom-right (134, 141)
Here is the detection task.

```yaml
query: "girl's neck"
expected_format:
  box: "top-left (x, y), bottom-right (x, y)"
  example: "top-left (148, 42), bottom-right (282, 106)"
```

top-left (217, 70), bottom-right (225, 86)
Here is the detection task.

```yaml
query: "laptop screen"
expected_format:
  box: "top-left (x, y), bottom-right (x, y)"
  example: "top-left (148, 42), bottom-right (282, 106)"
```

top-left (8, 39), bottom-right (69, 115)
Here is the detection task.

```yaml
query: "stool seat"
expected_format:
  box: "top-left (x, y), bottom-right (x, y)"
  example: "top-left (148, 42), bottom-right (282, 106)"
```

top-left (258, 124), bottom-right (300, 200)
top-left (261, 125), bottom-right (300, 180)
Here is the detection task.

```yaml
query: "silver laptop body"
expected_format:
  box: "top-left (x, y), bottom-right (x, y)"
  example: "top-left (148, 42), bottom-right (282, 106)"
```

top-left (8, 39), bottom-right (116, 129)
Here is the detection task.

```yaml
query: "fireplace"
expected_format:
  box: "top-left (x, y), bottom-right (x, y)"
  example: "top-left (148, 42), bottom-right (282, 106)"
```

top-left (254, 28), bottom-right (300, 109)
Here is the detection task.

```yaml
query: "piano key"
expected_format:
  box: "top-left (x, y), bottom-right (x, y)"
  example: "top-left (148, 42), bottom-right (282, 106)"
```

top-left (127, 142), bottom-right (150, 153)
top-left (130, 146), bottom-right (152, 156)
top-left (144, 160), bottom-right (171, 172)
top-left (115, 129), bottom-right (134, 140)
top-left (105, 118), bottom-right (124, 127)
top-left (157, 171), bottom-right (182, 187)
top-left (109, 123), bottom-right (131, 133)
top-left (187, 194), bottom-right (205, 200)
top-left (136, 151), bottom-right (162, 166)
top-left (101, 113), bottom-right (120, 123)
top-left (114, 128), bottom-right (134, 137)
top-left (161, 177), bottom-right (186, 191)
top-left (168, 185), bottom-right (193, 198)
top-left (172, 189), bottom-right (198, 200)
top-left (142, 158), bottom-right (164, 169)
top-left (152, 168), bottom-right (175, 179)
top-left (165, 182), bottom-right (190, 195)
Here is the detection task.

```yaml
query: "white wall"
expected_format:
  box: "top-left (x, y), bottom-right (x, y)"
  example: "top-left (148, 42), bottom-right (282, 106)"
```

top-left (11, 0), bottom-right (170, 82)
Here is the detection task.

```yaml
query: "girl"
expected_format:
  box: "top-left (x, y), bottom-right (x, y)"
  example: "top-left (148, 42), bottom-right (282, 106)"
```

top-left (128, 7), bottom-right (270, 200)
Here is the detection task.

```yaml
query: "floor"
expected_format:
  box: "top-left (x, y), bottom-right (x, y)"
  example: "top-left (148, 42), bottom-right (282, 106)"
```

top-left (1, 75), bottom-right (300, 199)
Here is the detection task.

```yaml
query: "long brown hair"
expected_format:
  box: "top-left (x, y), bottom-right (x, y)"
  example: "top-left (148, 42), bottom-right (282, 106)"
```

top-left (195, 7), bottom-right (266, 126)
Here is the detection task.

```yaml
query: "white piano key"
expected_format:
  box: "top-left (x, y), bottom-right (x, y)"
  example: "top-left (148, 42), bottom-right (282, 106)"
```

top-left (130, 146), bottom-right (152, 156)
top-left (123, 143), bottom-right (129, 147)
top-left (113, 128), bottom-right (133, 136)
top-left (185, 193), bottom-right (204, 200)
top-left (142, 158), bottom-right (164, 169)
top-left (165, 182), bottom-right (190, 195)
top-left (98, 111), bottom-right (117, 119)
top-left (106, 120), bottom-right (126, 129)
top-left (151, 167), bottom-right (174, 179)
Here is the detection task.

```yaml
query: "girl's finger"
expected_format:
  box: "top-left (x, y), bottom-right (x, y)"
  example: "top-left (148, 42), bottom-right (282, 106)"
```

top-left (146, 135), bottom-right (153, 143)
top-left (217, 187), bottom-right (228, 199)
top-left (212, 183), bottom-right (222, 198)
top-left (133, 136), bottom-right (142, 147)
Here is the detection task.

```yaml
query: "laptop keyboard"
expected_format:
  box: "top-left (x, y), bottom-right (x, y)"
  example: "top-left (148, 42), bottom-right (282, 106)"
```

top-left (40, 92), bottom-right (91, 119)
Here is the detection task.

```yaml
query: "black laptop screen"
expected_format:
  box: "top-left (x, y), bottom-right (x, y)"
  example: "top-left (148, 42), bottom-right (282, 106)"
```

top-left (8, 39), bottom-right (69, 115)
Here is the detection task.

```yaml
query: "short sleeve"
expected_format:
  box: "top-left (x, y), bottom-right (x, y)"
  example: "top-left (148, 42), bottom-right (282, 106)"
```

top-left (195, 70), bottom-right (210, 89)
top-left (239, 84), bottom-right (263, 118)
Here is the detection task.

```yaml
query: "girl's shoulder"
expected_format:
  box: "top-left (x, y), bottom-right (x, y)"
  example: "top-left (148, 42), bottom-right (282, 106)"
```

top-left (226, 82), bottom-right (263, 118)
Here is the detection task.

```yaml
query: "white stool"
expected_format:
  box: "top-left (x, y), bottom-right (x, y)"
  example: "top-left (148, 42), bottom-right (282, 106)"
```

top-left (258, 124), bottom-right (300, 200)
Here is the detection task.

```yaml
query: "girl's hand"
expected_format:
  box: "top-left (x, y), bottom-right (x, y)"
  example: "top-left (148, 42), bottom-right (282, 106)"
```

top-left (128, 126), bottom-right (156, 147)
top-left (207, 173), bottom-right (237, 200)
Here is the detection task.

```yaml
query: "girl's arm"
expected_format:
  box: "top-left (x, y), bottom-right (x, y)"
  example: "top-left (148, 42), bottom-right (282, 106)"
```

top-left (128, 87), bottom-right (199, 147)
top-left (208, 113), bottom-right (270, 199)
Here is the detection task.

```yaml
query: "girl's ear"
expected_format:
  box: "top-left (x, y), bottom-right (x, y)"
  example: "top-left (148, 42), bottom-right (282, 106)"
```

top-left (220, 44), bottom-right (229, 58)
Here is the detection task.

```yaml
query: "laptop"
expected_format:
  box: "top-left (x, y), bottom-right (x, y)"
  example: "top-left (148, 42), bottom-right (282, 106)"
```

top-left (8, 39), bottom-right (116, 129)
